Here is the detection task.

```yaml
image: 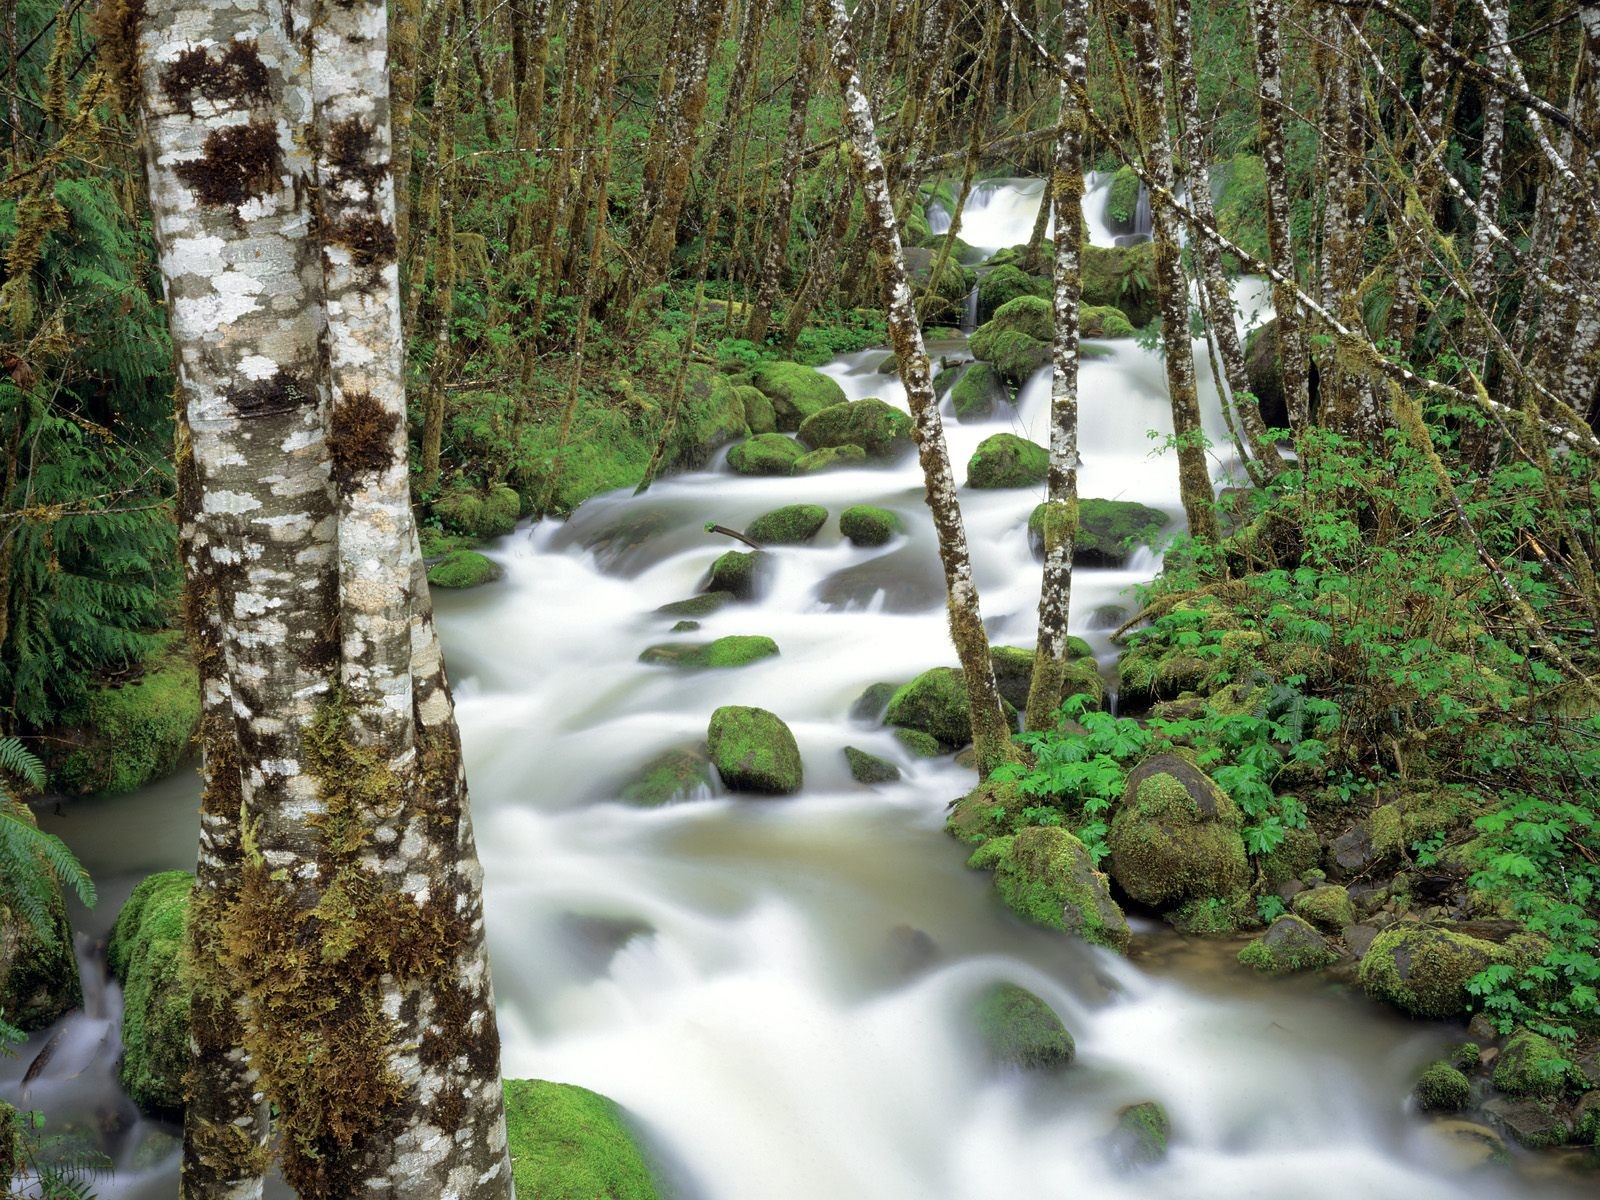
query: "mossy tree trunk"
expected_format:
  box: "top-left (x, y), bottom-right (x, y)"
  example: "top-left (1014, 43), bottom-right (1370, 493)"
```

top-left (815, 0), bottom-right (1018, 778)
top-left (745, 21), bottom-right (818, 344)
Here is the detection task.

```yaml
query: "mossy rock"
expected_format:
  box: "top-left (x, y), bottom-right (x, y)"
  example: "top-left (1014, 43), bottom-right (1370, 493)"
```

top-left (1494, 1029), bottom-right (1573, 1098)
top-left (967, 433), bottom-right (1048, 489)
top-left (726, 432), bottom-right (805, 476)
top-left (987, 644), bottom-right (1099, 713)
top-left (903, 246), bottom-right (977, 325)
top-left (1081, 242), bottom-right (1157, 327)
top-left (849, 681), bottom-right (899, 722)
top-left (639, 635), bottom-right (779, 670)
top-left (1357, 924), bottom-right (1513, 1019)
top-left (657, 591), bottom-right (735, 618)
top-left (49, 632), bottom-right (200, 796)
top-left (668, 365), bottom-right (751, 468)
top-left (893, 728), bottom-right (944, 758)
top-left (976, 265), bottom-right (1049, 321)
top-left (1415, 1062), bottom-right (1471, 1113)
top-left (1108, 1101), bottom-right (1171, 1167)
top-left (504, 1078), bottom-right (661, 1200)
top-left (1029, 498), bottom-right (1167, 567)
top-left (706, 550), bottom-right (773, 600)
top-left (707, 705), bottom-right (802, 795)
top-left (969, 826), bottom-right (1131, 952)
top-left (917, 229), bottom-right (983, 265)
top-left (107, 871), bottom-right (191, 1114)
top-left (0, 817), bottom-right (82, 1031)
top-left (1169, 892), bottom-right (1255, 936)
top-left (1257, 826), bottom-right (1322, 885)
top-left (792, 444), bottom-right (867, 474)
top-left (435, 483), bottom-right (522, 539)
top-left (844, 746), bottom-right (900, 785)
top-left (947, 361), bottom-right (1009, 421)
top-left (977, 294), bottom-right (1052, 343)
top-left (968, 307), bottom-right (1053, 385)
top-left (1081, 304), bottom-right (1136, 339)
top-left (839, 505), bottom-right (900, 547)
top-left (984, 241), bottom-right (1051, 270)
top-left (1292, 885), bottom-right (1355, 933)
top-left (1116, 642), bottom-right (1212, 706)
top-left (972, 982), bottom-right (1075, 1069)
top-left (619, 748), bottom-right (713, 806)
top-left (747, 504), bottom-right (828, 544)
top-left (1105, 164), bottom-right (1141, 231)
top-left (796, 399), bottom-right (912, 458)
top-left (748, 360), bottom-right (847, 430)
top-left (1105, 753), bottom-right (1248, 911)
top-left (946, 776), bottom-right (1024, 845)
top-left (735, 384), bottom-right (776, 435)
top-left (426, 549), bottom-right (502, 589)
top-left (1238, 915), bottom-right (1338, 974)
top-left (885, 666), bottom-right (1019, 747)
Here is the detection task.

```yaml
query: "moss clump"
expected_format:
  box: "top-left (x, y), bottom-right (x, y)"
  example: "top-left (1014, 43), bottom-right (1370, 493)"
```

top-left (726, 432), bottom-right (806, 476)
top-left (1170, 892), bottom-right (1254, 936)
top-left (108, 871), bottom-right (192, 1114)
top-left (1292, 885), bottom-right (1355, 932)
top-left (1414, 1061), bottom-right (1471, 1112)
top-left (967, 433), bottom-right (1049, 489)
top-left (667, 366), bottom-right (750, 468)
top-left (50, 631), bottom-right (201, 796)
top-left (657, 591), bottom-right (735, 618)
top-left (639, 635), bottom-right (779, 670)
top-left (1213, 154), bottom-right (1270, 262)
top-left (973, 982), bottom-right (1075, 1069)
top-left (885, 667), bottom-right (974, 747)
top-left (976, 265), bottom-right (1049, 321)
top-left (947, 777), bottom-right (1025, 845)
top-left (1032, 498), bottom-right (1167, 567)
top-left (426, 549), bottom-right (502, 589)
top-left (796, 398), bottom-right (912, 458)
top-left (1111, 1101), bottom-right (1171, 1167)
top-left (1358, 924), bottom-right (1510, 1018)
top-left (503, 1078), bottom-right (660, 1200)
top-left (893, 728), bottom-right (944, 757)
top-left (706, 550), bottom-right (772, 600)
top-left (904, 246), bottom-right (976, 325)
top-left (988, 644), bottom-right (1099, 712)
top-left (844, 746), bottom-right (900, 785)
top-left (748, 360), bottom-right (847, 430)
top-left (1081, 242), bottom-right (1157, 326)
top-left (978, 827), bottom-right (1131, 952)
top-left (1105, 164), bottom-right (1141, 229)
top-left (839, 505), bottom-right (900, 547)
top-left (735, 384), bottom-right (776, 434)
top-left (1105, 753), bottom-right (1248, 911)
top-left (968, 325), bottom-right (1051, 386)
top-left (1368, 803), bottom-right (1405, 859)
top-left (1494, 1029), bottom-right (1572, 1098)
top-left (849, 680), bottom-right (899, 721)
top-left (977, 294), bottom-right (1053, 343)
top-left (619, 748), bottom-right (713, 806)
top-left (1116, 641), bottom-right (1213, 705)
top-left (1238, 915), bottom-right (1338, 974)
top-left (707, 705), bottom-right (802, 795)
top-left (792, 444), bottom-right (867, 474)
top-left (747, 504), bottom-right (828, 544)
top-left (1080, 304), bottom-right (1136, 339)
top-left (435, 483), bottom-right (521, 538)
top-left (1257, 826), bottom-right (1322, 885)
top-left (947, 361), bottom-right (1009, 421)
top-left (0, 818), bottom-right (82, 1030)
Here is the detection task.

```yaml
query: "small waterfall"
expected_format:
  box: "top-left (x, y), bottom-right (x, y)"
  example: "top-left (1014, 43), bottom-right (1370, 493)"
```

top-left (960, 284), bottom-right (979, 332)
top-left (1133, 184), bottom-right (1153, 239)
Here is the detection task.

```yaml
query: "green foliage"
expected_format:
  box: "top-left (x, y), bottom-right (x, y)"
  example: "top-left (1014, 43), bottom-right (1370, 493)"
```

top-left (0, 739), bottom-right (93, 942)
top-left (503, 1078), bottom-right (660, 1200)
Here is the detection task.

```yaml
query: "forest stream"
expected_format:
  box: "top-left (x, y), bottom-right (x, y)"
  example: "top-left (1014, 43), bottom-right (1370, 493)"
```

top-left (6, 179), bottom-right (1593, 1200)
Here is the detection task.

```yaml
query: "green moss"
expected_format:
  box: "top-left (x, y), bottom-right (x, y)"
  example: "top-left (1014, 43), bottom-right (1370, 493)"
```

top-left (108, 870), bottom-right (192, 1114)
top-left (639, 635), bottom-right (780, 670)
top-left (1238, 915), bottom-right (1338, 973)
top-left (1112, 1101), bottom-right (1171, 1166)
top-left (426, 549), bottom-right (502, 589)
top-left (948, 361), bottom-right (1008, 421)
top-left (503, 1078), bottom-right (660, 1200)
top-left (656, 591), bottom-right (735, 618)
top-left (1106, 164), bottom-right (1140, 228)
top-left (707, 705), bottom-right (802, 795)
top-left (844, 746), bottom-right (900, 785)
top-left (50, 631), bottom-right (200, 796)
top-left (967, 433), bottom-right (1049, 489)
top-left (917, 229), bottom-right (982, 265)
top-left (976, 264), bottom-right (1049, 320)
top-left (1358, 924), bottom-right (1511, 1018)
top-left (1105, 754), bottom-right (1248, 910)
top-left (849, 681), bottom-right (900, 721)
top-left (1369, 803), bottom-right (1405, 858)
top-left (1035, 498), bottom-right (1167, 566)
top-left (1292, 885), bottom-right (1355, 932)
top-left (1213, 154), bottom-right (1270, 262)
top-left (1257, 826), bottom-right (1322, 885)
top-left (905, 248), bottom-right (976, 325)
top-left (978, 294), bottom-right (1053, 342)
top-left (618, 748), bottom-right (714, 806)
top-left (796, 398), bottom-right (912, 458)
top-left (748, 360), bottom-right (847, 430)
top-left (747, 504), bottom-right (829, 544)
top-left (792, 444), bottom-right (867, 474)
top-left (1081, 242), bottom-right (1157, 326)
top-left (726, 432), bottom-right (805, 476)
top-left (893, 727), bottom-right (945, 757)
top-left (435, 483), bottom-right (521, 538)
top-left (985, 826), bottom-right (1131, 952)
top-left (886, 667), bottom-right (973, 747)
top-left (839, 505), bottom-right (900, 547)
top-left (972, 982), bottom-right (1075, 1069)
top-left (734, 384), bottom-right (776, 434)
top-left (667, 366), bottom-right (750, 467)
top-left (1170, 892), bottom-right (1255, 936)
top-left (987, 644), bottom-right (1099, 713)
top-left (1494, 1030), bottom-right (1572, 1098)
top-left (418, 528), bottom-right (483, 558)
top-left (1415, 1061), bottom-right (1471, 1112)
top-left (1080, 304), bottom-right (1136, 339)
top-left (706, 550), bottom-right (772, 600)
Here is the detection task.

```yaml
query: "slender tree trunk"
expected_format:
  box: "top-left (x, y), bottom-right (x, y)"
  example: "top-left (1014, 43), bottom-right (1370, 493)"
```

top-left (815, 0), bottom-right (1017, 778)
top-left (745, 21), bottom-right (818, 344)
top-left (1022, 172), bottom-right (1053, 276)
top-left (1465, 8), bottom-right (1508, 376)
top-left (421, 25), bottom-right (463, 493)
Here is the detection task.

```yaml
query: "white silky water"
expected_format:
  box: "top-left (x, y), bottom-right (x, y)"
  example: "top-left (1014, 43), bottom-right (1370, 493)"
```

top-left (8, 180), bottom-right (1591, 1199)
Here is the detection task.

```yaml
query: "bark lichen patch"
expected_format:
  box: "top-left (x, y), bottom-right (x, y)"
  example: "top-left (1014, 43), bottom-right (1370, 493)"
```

top-left (175, 119), bottom-right (282, 209)
top-left (224, 368), bottom-right (307, 418)
top-left (329, 391), bottom-right (399, 493)
top-left (327, 213), bottom-right (397, 269)
top-left (159, 40), bottom-right (271, 113)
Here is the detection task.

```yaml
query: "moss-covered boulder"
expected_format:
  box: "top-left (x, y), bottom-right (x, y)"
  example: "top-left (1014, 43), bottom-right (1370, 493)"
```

top-left (619, 748), bottom-right (714, 806)
top-left (668, 366), bottom-right (751, 467)
top-left (747, 504), bottom-right (828, 544)
top-left (947, 361), bottom-right (1009, 421)
top-left (726, 432), bottom-right (805, 476)
top-left (883, 666), bottom-right (1017, 748)
top-left (639, 635), bottom-right (779, 670)
top-left (972, 982), bottom-right (1075, 1069)
top-left (1081, 242), bottom-right (1157, 327)
top-left (1081, 304), bottom-right (1136, 339)
top-left (707, 705), bottom-right (802, 795)
top-left (1414, 1061), bottom-right (1471, 1112)
top-left (0, 818), bottom-right (82, 1031)
top-left (427, 549), bottom-right (502, 589)
top-left (657, 591), bottom-right (736, 618)
top-left (706, 550), bottom-right (773, 600)
top-left (108, 871), bottom-right (191, 1114)
top-left (1108, 1101), bottom-right (1171, 1168)
top-left (1494, 1029), bottom-right (1573, 1098)
top-left (1105, 753), bottom-right (1248, 911)
top-left (49, 632), bottom-right (200, 796)
top-left (735, 384), bottom-right (776, 435)
top-left (797, 399), bottom-right (913, 458)
top-left (504, 1078), bottom-right (661, 1200)
top-left (976, 265), bottom-right (1049, 320)
top-left (1116, 640), bottom-right (1213, 707)
top-left (1238, 915), bottom-right (1338, 975)
top-left (1029, 498), bottom-right (1167, 567)
top-left (967, 827), bottom-right (1131, 952)
top-left (792, 444), bottom-right (867, 474)
top-left (844, 746), bottom-right (900, 785)
top-left (979, 294), bottom-right (1053, 343)
top-left (894, 728), bottom-right (945, 757)
top-left (967, 434), bottom-right (1048, 489)
top-left (1105, 165), bottom-right (1141, 232)
top-left (839, 505), bottom-right (900, 547)
top-left (904, 247), bottom-right (977, 325)
top-left (435, 483), bottom-right (522, 539)
top-left (1358, 924), bottom-right (1512, 1018)
top-left (849, 681), bottom-right (899, 722)
top-left (987, 644), bottom-right (1100, 712)
top-left (967, 327), bottom-right (1051, 386)
top-left (748, 360), bottom-right (847, 431)
top-left (1292, 885), bottom-right (1355, 932)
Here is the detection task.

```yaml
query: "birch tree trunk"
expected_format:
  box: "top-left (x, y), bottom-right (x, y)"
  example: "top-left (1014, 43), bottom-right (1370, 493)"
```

top-left (813, 0), bottom-right (1017, 779)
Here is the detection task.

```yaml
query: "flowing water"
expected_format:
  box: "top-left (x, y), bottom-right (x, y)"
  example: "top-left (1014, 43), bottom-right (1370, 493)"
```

top-left (7, 180), bottom-right (1594, 1199)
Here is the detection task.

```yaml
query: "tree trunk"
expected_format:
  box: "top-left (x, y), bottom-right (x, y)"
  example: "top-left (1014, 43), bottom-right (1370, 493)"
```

top-left (745, 21), bottom-right (818, 344)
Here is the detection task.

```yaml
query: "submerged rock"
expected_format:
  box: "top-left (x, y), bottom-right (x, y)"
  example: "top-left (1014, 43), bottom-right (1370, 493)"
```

top-left (707, 706), bottom-right (802, 795)
top-left (848, 681), bottom-right (899, 722)
top-left (967, 433), bottom-right (1048, 489)
top-left (503, 1078), bottom-right (662, 1199)
top-left (1105, 752), bottom-right (1248, 912)
top-left (1029, 498), bottom-right (1168, 567)
top-left (618, 748), bottom-right (714, 806)
top-left (656, 591), bottom-right (736, 618)
top-left (706, 550), bottom-right (773, 600)
top-left (427, 549), bottom-right (503, 589)
top-left (792, 444), bottom-right (867, 475)
top-left (747, 504), bottom-right (828, 544)
top-left (839, 505), bottom-right (900, 547)
top-left (638, 635), bottom-right (779, 670)
top-left (108, 871), bottom-right (192, 1114)
top-left (796, 398), bottom-right (912, 458)
top-left (748, 360), bottom-right (847, 430)
top-left (893, 728), bottom-right (945, 758)
top-left (972, 982), bottom-right (1075, 1069)
top-left (1106, 1101), bottom-right (1172, 1168)
top-left (843, 746), bottom-right (900, 785)
top-left (1237, 915), bottom-right (1338, 974)
top-left (947, 361), bottom-right (1009, 421)
top-left (967, 826), bottom-right (1130, 952)
top-left (884, 666), bottom-right (1019, 747)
